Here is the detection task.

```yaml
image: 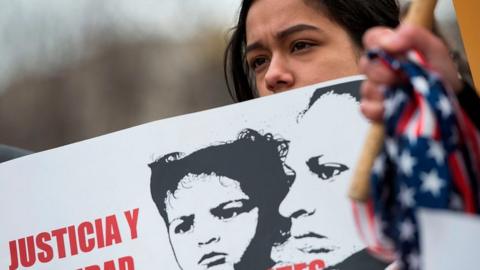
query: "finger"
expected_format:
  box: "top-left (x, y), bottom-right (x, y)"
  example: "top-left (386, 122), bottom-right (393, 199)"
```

top-left (363, 27), bottom-right (395, 50)
top-left (360, 99), bottom-right (384, 123)
top-left (359, 56), bottom-right (397, 85)
top-left (380, 24), bottom-right (444, 55)
top-left (380, 24), bottom-right (462, 91)
top-left (361, 80), bottom-right (385, 102)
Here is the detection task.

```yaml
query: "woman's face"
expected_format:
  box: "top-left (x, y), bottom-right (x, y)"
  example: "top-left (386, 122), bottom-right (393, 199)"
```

top-left (273, 94), bottom-right (367, 266)
top-left (165, 173), bottom-right (259, 270)
top-left (245, 0), bottom-right (360, 97)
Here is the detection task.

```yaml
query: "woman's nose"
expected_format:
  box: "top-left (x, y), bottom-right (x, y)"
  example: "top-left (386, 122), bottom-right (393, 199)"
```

top-left (264, 56), bottom-right (294, 93)
top-left (279, 181), bottom-right (316, 219)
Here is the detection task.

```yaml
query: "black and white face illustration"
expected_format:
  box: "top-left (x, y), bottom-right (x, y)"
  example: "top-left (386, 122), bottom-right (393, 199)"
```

top-left (150, 129), bottom-right (293, 270)
top-left (165, 173), bottom-right (259, 270)
top-left (274, 92), bottom-right (368, 266)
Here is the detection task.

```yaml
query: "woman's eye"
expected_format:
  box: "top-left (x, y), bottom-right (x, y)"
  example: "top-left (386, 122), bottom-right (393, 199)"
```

top-left (211, 200), bottom-right (253, 221)
top-left (250, 57), bottom-right (269, 71)
top-left (173, 216), bottom-right (194, 234)
top-left (306, 155), bottom-right (349, 180)
top-left (291, 41), bottom-right (313, 53)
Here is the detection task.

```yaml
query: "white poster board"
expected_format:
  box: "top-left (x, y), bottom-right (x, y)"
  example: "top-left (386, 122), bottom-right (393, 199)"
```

top-left (419, 208), bottom-right (480, 270)
top-left (0, 76), bottom-right (384, 270)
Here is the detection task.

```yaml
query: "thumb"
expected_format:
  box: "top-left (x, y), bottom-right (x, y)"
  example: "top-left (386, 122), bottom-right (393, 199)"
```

top-left (380, 24), bottom-right (446, 57)
top-left (380, 24), bottom-right (462, 91)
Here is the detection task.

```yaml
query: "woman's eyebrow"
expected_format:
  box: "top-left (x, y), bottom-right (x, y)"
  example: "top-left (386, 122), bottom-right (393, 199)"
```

top-left (245, 42), bottom-right (265, 54)
top-left (277, 24), bottom-right (322, 40)
top-left (246, 24), bottom-right (322, 54)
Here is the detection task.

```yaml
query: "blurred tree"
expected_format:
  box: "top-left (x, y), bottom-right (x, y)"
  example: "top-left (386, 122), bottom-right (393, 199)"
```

top-left (0, 30), bottom-right (232, 151)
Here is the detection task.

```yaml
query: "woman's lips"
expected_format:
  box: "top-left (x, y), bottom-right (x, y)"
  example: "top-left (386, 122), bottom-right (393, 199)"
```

top-left (198, 252), bottom-right (227, 268)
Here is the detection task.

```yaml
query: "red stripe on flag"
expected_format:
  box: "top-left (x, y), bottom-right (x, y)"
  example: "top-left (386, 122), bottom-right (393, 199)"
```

top-left (411, 49), bottom-right (429, 68)
top-left (415, 92), bottom-right (424, 137)
top-left (366, 199), bottom-right (390, 257)
top-left (352, 200), bottom-right (396, 261)
top-left (351, 201), bottom-right (367, 243)
top-left (366, 199), bottom-right (377, 238)
top-left (432, 122), bottom-right (441, 141)
top-left (396, 101), bottom-right (416, 135)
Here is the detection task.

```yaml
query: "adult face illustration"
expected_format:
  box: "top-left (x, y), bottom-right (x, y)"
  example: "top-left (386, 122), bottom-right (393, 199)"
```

top-left (165, 173), bottom-right (259, 270)
top-left (275, 93), bottom-right (368, 266)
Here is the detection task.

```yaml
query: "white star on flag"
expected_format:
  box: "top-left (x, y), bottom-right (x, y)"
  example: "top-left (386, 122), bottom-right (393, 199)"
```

top-left (394, 89), bottom-right (407, 105)
top-left (420, 169), bottom-right (445, 197)
top-left (386, 138), bottom-right (398, 160)
top-left (412, 76), bottom-right (429, 95)
top-left (399, 184), bottom-right (415, 208)
top-left (399, 218), bottom-right (415, 241)
top-left (427, 140), bottom-right (445, 165)
top-left (437, 95), bottom-right (452, 118)
top-left (408, 252), bottom-right (421, 270)
top-left (384, 96), bottom-right (397, 118)
top-left (399, 150), bottom-right (416, 177)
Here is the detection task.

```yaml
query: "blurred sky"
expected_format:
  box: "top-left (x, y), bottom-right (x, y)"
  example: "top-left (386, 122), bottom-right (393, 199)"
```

top-left (0, 0), bottom-right (241, 92)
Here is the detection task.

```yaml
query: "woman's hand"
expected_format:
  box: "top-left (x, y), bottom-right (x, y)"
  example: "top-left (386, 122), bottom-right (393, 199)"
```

top-left (359, 24), bottom-right (462, 122)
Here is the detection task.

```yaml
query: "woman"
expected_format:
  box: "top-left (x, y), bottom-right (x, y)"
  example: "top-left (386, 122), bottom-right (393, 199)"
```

top-left (224, 0), bottom-right (400, 101)
top-left (149, 129), bottom-right (294, 270)
top-left (224, 0), bottom-right (478, 123)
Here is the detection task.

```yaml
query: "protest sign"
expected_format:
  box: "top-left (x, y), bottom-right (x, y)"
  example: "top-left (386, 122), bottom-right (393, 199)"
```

top-left (0, 76), bottom-right (377, 270)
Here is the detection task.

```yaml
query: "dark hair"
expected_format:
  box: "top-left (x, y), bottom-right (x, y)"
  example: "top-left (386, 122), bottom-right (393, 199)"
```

top-left (149, 128), bottom-right (294, 269)
top-left (297, 79), bottom-right (362, 122)
top-left (224, 0), bottom-right (400, 102)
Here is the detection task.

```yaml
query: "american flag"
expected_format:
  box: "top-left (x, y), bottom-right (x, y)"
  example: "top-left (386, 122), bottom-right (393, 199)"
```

top-left (352, 49), bottom-right (480, 270)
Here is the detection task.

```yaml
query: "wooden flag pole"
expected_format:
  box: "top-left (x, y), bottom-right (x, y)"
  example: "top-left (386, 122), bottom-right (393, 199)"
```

top-left (453, 0), bottom-right (480, 92)
top-left (348, 0), bottom-right (438, 202)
